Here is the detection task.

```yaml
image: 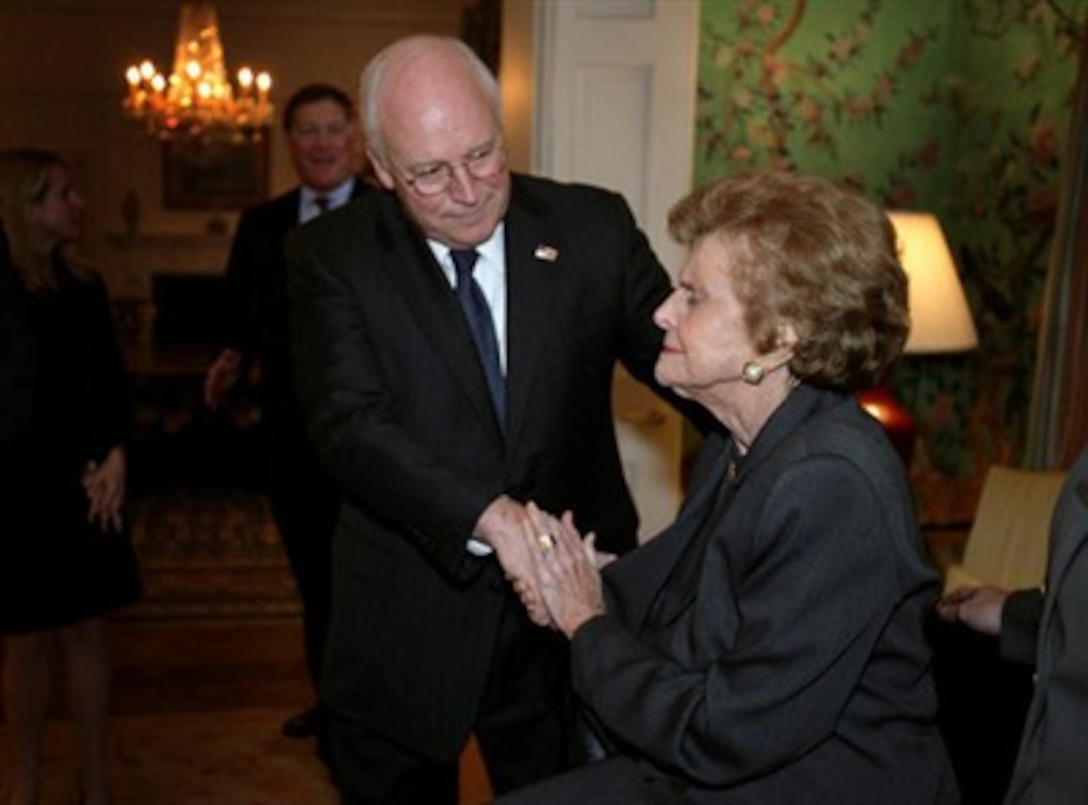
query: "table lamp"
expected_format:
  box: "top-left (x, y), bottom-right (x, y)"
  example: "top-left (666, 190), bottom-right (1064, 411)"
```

top-left (859, 211), bottom-right (979, 462)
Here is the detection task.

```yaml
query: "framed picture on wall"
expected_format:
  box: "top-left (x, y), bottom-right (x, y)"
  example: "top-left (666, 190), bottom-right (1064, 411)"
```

top-left (161, 137), bottom-right (269, 209)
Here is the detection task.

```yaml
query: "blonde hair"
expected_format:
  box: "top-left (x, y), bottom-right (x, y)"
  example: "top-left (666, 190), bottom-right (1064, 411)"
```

top-left (0, 148), bottom-right (90, 294)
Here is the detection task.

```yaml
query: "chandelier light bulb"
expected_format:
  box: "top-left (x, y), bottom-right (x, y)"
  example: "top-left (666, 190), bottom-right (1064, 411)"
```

top-left (120, 3), bottom-right (273, 142)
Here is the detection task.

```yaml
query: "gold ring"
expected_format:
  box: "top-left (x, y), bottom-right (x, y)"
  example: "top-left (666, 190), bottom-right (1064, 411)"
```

top-left (537, 533), bottom-right (556, 551)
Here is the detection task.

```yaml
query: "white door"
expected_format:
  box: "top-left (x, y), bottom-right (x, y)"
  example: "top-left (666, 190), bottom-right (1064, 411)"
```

top-left (501, 0), bottom-right (700, 540)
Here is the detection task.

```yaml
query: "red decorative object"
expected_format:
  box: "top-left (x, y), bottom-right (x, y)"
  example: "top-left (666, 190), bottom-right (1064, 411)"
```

top-left (856, 212), bottom-right (977, 468)
top-left (858, 386), bottom-right (917, 465)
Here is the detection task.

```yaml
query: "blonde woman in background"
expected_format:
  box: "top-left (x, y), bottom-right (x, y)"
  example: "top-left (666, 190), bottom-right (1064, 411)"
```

top-left (0, 148), bottom-right (141, 805)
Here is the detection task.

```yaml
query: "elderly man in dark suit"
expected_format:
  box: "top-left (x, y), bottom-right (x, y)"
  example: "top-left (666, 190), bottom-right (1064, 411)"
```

top-left (938, 445), bottom-right (1088, 804)
top-left (204, 83), bottom-right (368, 747)
top-left (287, 35), bottom-right (687, 803)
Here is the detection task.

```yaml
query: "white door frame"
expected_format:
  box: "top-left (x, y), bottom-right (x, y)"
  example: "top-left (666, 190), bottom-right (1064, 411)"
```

top-left (501, 0), bottom-right (700, 539)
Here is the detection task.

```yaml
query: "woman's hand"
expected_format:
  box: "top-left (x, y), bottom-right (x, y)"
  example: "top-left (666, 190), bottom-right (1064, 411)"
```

top-left (521, 501), bottom-right (606, 639)
top-left (83, 446), bottom-right (126, 533)
top-left (512, 575), bottom-right (553, 628)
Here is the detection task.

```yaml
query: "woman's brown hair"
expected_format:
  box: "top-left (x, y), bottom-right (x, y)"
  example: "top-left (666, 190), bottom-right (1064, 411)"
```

top-left (668, 171), bottom-right (909, 391)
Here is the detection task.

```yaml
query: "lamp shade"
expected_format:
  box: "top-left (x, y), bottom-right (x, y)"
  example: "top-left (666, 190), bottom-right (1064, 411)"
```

top-left (888, 211), bottom-right (978, 354)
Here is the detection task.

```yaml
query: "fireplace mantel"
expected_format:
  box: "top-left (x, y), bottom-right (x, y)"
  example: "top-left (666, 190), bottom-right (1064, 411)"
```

top-left (105, 230), bottom-right (233, 347)
top-left (107, 230), bottom-right (233, 285)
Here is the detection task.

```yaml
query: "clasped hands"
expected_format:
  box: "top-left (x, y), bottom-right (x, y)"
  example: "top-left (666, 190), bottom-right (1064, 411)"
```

top-left (476, 495), bottom-right (611, 638)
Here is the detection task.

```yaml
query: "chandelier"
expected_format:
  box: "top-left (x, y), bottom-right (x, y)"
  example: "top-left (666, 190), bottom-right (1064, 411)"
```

top-left (122, 3), bottom-right (273, 142)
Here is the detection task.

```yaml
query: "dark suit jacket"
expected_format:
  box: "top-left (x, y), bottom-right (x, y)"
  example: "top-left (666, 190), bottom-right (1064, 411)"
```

top-left (564, 387), bottom-right (958, 803)
top-left (1, 254), bottom-right (140, 633)
top-left (287, 174), bottom-right (676, 759)
top-left (0, 226), bottom-right (36, 447)
top-left (220, 180), bottom-right (367, 425)
top-left (1004, 447), bottom-right (1088, 805)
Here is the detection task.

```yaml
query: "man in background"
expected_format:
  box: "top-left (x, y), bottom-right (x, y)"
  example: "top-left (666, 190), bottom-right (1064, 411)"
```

top-left (204, 83), bottom-right (368, 755)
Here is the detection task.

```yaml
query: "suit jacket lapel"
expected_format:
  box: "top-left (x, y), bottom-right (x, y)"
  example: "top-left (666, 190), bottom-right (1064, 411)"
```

top-left (274, 189), bottom-right (302, 237)
top-left (348, 177), bottom-right (368, 201)
top-left (603, 436), bottom-right (731, 630)
top-left (502, 181), bottom-right (571, 448)
top-left (603, 391), bottom-right (831, 633)
top-left (374, 192), bottom-right (504, 439)
top-left (1039, 452), bottom-right (1088, 624)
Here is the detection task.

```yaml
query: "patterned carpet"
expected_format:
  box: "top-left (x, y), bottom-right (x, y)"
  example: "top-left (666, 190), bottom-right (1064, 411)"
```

top-left (123, 487), bottom-right (300, 621)
top-left (4, 710), bottom-right (338, 804)
top-left (1, 445), bottom-right (495, 801)
top-left (4, 713), bottom-right (492, 804)
top-left (1, 618), bottom-right (494, 803)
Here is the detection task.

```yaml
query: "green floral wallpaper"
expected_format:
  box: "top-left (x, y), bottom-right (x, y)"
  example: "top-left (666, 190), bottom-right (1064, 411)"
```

top-left (695, 0), bottom-right (1085, 476)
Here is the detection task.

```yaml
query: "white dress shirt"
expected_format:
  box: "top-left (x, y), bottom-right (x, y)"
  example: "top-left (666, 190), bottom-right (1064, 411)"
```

top-left (428, 222), bottom-right (508, 373)
top-left (298, 178), bottom-right (355, 224)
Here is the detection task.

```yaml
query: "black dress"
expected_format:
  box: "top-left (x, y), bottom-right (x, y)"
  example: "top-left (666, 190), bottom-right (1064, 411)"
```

top-left (0, 250), bottom-right (141, 633)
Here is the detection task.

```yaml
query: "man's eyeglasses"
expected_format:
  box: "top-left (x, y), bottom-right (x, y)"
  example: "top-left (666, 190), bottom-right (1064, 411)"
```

top-left (400, 141), bottom-right (507, 196)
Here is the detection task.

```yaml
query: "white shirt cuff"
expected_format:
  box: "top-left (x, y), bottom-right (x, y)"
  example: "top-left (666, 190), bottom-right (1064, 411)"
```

top-left (466, 538), bottom-right (494, 556)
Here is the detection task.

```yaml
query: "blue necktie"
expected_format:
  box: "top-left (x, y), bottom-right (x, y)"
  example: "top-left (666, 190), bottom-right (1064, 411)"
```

top-left (451, 249), bottom-right (505, 427)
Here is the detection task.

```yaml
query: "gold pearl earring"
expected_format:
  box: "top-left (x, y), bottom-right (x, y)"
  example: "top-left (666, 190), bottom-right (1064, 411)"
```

top-left (741, 361), bottom-right (765, 385)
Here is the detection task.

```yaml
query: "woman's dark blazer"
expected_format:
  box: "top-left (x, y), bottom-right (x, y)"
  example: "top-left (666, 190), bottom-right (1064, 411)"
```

top-left (565, 386), bottom-right (959, 803)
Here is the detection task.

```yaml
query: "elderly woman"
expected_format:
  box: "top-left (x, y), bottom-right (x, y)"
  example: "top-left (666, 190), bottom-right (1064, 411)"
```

top-left (503, 172), bottom-right (958, 804)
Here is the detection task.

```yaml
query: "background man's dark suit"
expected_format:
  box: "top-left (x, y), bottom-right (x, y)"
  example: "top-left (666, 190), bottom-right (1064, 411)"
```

top-left (288, 173), bottom-right (676, 782)
top-left (217, 180), bottom-right (365, 693)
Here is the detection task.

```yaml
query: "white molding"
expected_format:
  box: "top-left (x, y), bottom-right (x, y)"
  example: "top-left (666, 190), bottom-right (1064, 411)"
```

top-left (4, 0), bottom-right (471, 25)
top-left (522, 0), bottom-right (700, 540)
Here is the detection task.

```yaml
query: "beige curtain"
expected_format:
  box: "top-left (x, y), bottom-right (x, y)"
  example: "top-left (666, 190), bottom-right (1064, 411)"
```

top-left (1025, 37), bottom-right (1088, 470)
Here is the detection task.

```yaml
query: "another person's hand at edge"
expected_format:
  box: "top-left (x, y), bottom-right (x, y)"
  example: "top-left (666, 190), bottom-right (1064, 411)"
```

top-left (935, 585), bottom-right (1010, 636)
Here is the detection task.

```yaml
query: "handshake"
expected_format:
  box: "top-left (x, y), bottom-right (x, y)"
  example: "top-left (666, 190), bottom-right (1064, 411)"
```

top-left (474, 495), bottom-right (615, 639)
